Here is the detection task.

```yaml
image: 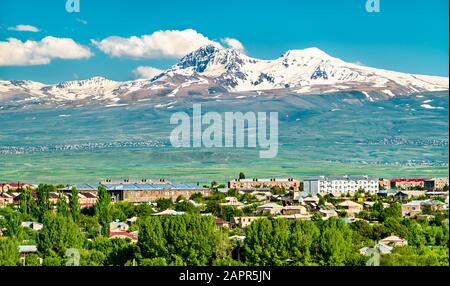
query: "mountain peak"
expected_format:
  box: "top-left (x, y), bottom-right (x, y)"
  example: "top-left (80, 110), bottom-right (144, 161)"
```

top-left (282, 47), bottom-right (340, 61)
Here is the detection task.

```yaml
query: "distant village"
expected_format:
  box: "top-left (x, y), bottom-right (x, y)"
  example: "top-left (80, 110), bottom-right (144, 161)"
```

top-left (0, 175), bottom-right (449, 265)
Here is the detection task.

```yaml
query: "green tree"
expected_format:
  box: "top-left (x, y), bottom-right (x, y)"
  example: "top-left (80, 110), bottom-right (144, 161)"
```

top-left (37, 213), bottom-right (85, 257)
top-left (175, 201), bottom-right (200, 214)
top-left (317, 218), bottom-right (355, 266)
top-left (155, 198), bottom-right (175, 211)
top-left (138, 216), bottom-right (168, 258)
top-left (140, 257), bottom-right (168, 266)
top-left (290, 220), bottom-right (320, 265)
top-left (56, 192), bottom-right (69, 217)
top-left (25, 253), bottom-right (41, 266)
top-left (0, 238), bottom-right (19, 266)
top-left (3, 211), bottom-right (22, 239)
top-left (95, 186), bottom-right (112, 236)
top-left (244, 218), bottom-right (291, 266)
top-left (239, 172), bottom-right (246, 180)
top-left (69, 187), bottom-right (80, 223)
top-left (19, 188), bottom-right (35, 219)
top-left (36, 184), bottom-right (54, 222)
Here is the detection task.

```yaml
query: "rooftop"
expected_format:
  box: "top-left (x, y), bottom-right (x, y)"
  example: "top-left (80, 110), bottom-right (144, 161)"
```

top-left (305, 175), bottom-right (378, 181)
top-left (103, 183), bottom-right (208, 191)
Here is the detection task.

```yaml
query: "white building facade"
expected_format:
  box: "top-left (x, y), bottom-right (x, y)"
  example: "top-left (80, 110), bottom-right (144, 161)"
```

top-left (303, 175), bottom-right (379, 196)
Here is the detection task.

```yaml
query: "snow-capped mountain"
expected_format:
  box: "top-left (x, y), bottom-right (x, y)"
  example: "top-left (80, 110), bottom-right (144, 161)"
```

top-left (0, 45), bottom-right (448, 106)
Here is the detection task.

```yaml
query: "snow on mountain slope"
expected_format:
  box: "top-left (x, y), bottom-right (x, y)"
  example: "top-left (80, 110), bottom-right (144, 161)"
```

top-left (0, 45), bottom-right (448, 106)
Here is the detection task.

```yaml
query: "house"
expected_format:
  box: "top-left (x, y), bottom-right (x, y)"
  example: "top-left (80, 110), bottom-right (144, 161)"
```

top-left (152, 209), bottom-right (185, 216)
top-left (228, 178), bottom-right (300, 191)
top-left (255, 203), bottom-right (283, 215)
top-left (278, 213), bottom-right (312, 221)
top-left (239, 188), bottom-right (272, 201)
top-left (360, 243), bottom-right (393, 256)
top-left (338, 201), bottom-right (363, 217)
top-left (395, 190), bottom-right (426, 201)
top-left (18, 245), bottom-right (41, 266)
top-left (378, 235), bottom-right (408, 247)
top-left (214, 217), bottom-right (229, 228)
top-left (221, 197), bottom-right (245, 208)
top-left (377, 189), bottom-right (399, 197)
top-left (301, 196), bottom-right (320, 205)
top-left (109, 221), bottom-right (129, 232)
top-left (282, 205), bottom-right (308, 215)
top-left (303, 175), bottom-right (379, 196)
top-left (229, 235), bottom-right (246, 242)
top-left (390, 178), bottom-right (426, 190)
top-left (109, 231), bottom-right (139, 243)
top-left (401, 200), bottom-right (446, 217)
top-left (0, 193), bottom-right (15, 207)
top-left (1, 183), bottom-right (35, 192)
top-left (21, 222), bottom-right (43, 231)
top-left (49, 192), bottom-right (61, 204)
top-left (78, 192), bottom-right (98, 208)
top-left (319, 209), bottom-right (338, 219)
top-left (231, 216), bottom-right (263, 229)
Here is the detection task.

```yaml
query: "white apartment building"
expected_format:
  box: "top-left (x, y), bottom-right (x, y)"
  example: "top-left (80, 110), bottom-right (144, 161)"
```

top-left (303, 175), bottom-right (379, 196)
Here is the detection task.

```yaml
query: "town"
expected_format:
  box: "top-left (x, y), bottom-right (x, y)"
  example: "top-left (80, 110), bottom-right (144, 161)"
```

top-left (0, 174), bottom-right (448, 266)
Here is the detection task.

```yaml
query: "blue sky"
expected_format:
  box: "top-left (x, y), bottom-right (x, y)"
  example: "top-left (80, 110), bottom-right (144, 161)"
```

top-left (0, 0), bottom-right (448, 83)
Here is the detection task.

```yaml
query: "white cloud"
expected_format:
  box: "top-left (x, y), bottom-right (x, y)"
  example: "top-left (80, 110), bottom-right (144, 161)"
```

top-left (0, 36), bottom-right (93, 66)
top-left (8, 25), bottom-right (40, 32)
top-left (132, 66), bottom-right (163, 79)
top-left (92, 29), bottom-right (221, 59)
top-left (221, 37), bottom-right (245, 53)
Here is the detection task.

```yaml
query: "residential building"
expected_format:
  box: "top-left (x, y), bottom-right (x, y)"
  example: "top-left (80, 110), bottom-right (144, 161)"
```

top-left (360, 243), bottom-right (393, 256)
top-left (378, 178), bottom-right (391, 189)
top-left (377, 189), bottom-right (399, 197)
top-left (0, 193), bottom-right (15, 207)
top-left (401, 200), bottom-right (446, 217)
top-left (21, 222), bottom-right (43, 231)
top-left (214, 217), bottom-right (230, 228)
top-left (101, 179), bottom-right (171, 185)
top-left (104, 183), bottom-right (212, 203)
top-left (319, 209), bottom-right (338, 219)
top-left (221, 197), bottom-right (245, 208)
top-left (378, 235), bottom-right (408, 247)
top-left (109, 231), bottom-right (139, 243)
top-left (255, 203), bottom-right (284, 215)
top-left (424, 178), bottom-right (449, 191)
top-left (395, 190), bottom-right (426, 201)
top-left (228, 178), bottom-right (300, 191)
top-left (231, 216), bottom-right (263, 229)
top-left (18, 245), bottom-right (40, 266)
top-left (338, 201), bottom-right (363, 217)
top-left (303, 175), bottom-right (379, 196)
top-left (0, 183), bottom-right (35, 192)
top-left (152, 210), bottom-right (185, 216)
top-left (109, 221), bottom-right (129, 232)
top-left (390, 178), bottom-right (426, 190)
top-left (281, 205), bottom-right (309, 216)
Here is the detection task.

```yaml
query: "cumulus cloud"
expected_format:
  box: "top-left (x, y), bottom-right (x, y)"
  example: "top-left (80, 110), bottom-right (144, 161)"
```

top-left (92, 29), bottom-right (221, 59)
top-left (0, 36), bottom-right (93, 66)
top-left (132, 66), bottom-right (163, 79)
top-left (221, 37), bottom-right (245, 53)
top-left (8, 24), bottom-right (40, 32)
